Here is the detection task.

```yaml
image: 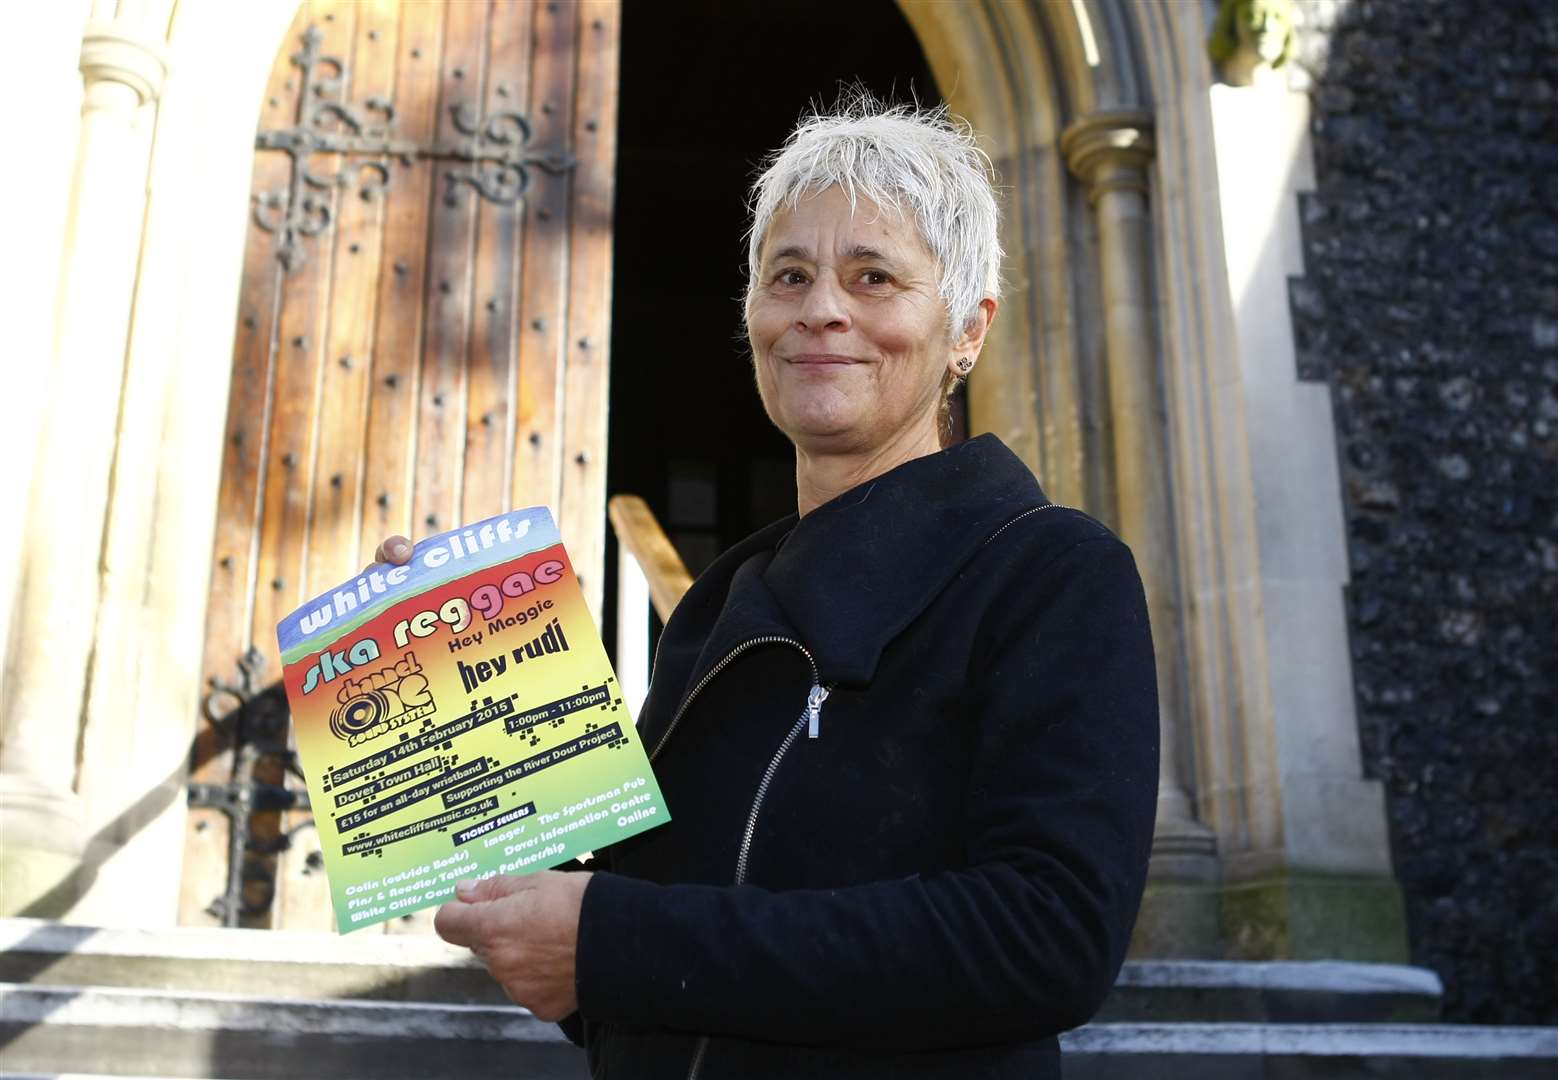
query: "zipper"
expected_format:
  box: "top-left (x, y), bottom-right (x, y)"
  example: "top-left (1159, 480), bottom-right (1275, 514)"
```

top-left (983, 502), bottom-right (1066, 547)
top-left (735, 702), bottom-right (815, 886)
top-left (805, 684), bottom-right (830, 738)
top-left (682, 504), bottom-right (1060, 1079)
top-left (686, 1036), bottom-right (711, 1080)
top-left (677, 636), bottom-right (826, 1080)
top-left (686, 698), bottom-right (822, 1080)
top-left (651, 635), bottom-right (818, 761)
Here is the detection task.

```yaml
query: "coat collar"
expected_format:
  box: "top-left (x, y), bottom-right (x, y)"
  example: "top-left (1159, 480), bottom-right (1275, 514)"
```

top-left (647, 434), bottom-right (1048, 733)
top-left (763, 433), bottom-right (1048, 685)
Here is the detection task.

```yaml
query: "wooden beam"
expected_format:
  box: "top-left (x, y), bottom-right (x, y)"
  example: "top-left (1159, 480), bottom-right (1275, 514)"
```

top-left (607, 495), bottom-right (693, 623)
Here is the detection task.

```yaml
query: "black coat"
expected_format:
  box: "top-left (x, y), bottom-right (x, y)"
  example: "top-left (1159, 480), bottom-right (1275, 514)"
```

top-left (566, 434), bottom-right (1159, 1079)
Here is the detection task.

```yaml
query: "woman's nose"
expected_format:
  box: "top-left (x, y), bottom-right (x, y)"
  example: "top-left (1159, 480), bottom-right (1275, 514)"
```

top-left (796, 272), bottom-right (850, 332)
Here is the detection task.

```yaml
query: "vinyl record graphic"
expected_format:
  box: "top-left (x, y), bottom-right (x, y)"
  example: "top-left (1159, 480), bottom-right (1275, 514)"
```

top-left (330, 689), bottom-right (389, 742)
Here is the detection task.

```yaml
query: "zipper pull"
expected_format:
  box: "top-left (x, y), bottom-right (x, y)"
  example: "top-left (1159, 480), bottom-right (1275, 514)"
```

top-left (806, 685), bottom-right (830, 739)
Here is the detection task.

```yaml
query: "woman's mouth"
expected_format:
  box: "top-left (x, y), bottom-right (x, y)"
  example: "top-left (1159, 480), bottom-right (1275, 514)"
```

top-left (787, 354), bottom-right (861, 365)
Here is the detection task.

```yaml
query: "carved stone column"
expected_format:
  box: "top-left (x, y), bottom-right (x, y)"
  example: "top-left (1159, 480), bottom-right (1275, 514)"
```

top-left (0, 20), bottom-right (169, 917)
top-left (1061, 111), bottom-right (1219, 943)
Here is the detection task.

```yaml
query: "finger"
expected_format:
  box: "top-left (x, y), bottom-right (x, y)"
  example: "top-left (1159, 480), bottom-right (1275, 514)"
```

top-left (374, 536), bottom-right (413, 565)
top-left (455, 873), bottom-right (534, 903)
top-left (433, 898), bottom-right (483, 947)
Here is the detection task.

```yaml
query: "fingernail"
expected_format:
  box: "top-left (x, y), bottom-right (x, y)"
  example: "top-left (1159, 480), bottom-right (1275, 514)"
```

top-left (455, 878), bottom-right (477, 898)
top-left (390, 539), bottom-right (410, 560)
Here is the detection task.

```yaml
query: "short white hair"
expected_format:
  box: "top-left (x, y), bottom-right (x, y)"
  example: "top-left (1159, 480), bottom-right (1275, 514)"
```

top-left (744, 95), bottom-right (1003, 338)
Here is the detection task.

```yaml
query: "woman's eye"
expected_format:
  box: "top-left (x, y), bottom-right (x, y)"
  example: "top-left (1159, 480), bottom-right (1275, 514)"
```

top-left (860, 269), bottom-right (890, 286)
top-left (777, 269), bottom-right (808, 286)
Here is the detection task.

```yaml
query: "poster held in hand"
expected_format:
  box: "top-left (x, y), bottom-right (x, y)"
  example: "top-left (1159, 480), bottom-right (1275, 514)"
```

top-left (276, 507), bottom-right (670, 932)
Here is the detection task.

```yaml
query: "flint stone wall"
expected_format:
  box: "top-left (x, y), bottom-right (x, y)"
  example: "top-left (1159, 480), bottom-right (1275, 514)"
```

top-left (1284, 0), bottom-right (1558, 1024)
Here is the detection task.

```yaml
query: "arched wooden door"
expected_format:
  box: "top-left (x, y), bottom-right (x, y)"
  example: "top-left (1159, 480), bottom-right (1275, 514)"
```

top-left (181, 0), bottom-right (619, 931)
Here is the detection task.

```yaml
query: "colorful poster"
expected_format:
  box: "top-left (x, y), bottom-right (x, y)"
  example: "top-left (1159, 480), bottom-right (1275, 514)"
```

top-left (276, 507), bottom-right (670, 932)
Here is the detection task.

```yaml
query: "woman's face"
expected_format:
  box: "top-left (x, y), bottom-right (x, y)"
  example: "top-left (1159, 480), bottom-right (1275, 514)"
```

top-left (746, 186), bottom-right (956, 458)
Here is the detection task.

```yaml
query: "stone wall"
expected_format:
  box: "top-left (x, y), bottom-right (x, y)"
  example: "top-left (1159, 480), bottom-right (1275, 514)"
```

top-left (1286, 0), bottom-right (1558, 1023)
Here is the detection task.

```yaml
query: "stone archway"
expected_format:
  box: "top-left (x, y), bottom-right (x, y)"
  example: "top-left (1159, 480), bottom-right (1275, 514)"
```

top-left (899, 0), bottom-right (1406, 960)
top-left (3, 0), bottom-right (309, 925)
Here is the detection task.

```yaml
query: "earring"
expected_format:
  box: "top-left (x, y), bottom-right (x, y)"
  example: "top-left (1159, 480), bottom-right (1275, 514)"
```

top-left (955, 357), bottom-right (974, 374)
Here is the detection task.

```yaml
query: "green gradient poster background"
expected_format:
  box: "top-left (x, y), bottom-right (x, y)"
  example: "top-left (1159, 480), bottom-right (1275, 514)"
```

top-left (277, 508), bottom-right (670, 932)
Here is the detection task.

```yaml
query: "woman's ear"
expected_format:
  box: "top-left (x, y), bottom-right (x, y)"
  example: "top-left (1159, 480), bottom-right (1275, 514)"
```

top-left (947, 298), bottom-right (999, 376)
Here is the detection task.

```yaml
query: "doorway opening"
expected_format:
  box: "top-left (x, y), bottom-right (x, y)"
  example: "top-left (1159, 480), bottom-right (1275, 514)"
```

top-left (605, 0), bottom-right (941, 649)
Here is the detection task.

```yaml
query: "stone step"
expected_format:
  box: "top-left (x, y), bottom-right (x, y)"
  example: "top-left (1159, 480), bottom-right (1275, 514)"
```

top-left (0, 918), bottom-right (505, 1007)
top-left (7, 918), bottom-right (1547, 1079)
top-left (0, 983), bottom-right (584, 1080)
top-left (3, 984), bottom-right (1555, 1080)
top-left (1062, 1022), bottom-right (1558, 1079)
top-left (1098, 959), bottom-right (1444, 1023)
top-left (0, 918), bottom-right (1445, 1022)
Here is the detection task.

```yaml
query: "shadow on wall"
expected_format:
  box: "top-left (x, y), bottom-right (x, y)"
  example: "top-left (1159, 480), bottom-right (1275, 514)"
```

top-left (4, 669), bottom-right (308, 1058)
top-left (1286, 0), bottom-right (1558, 1025)
top-left (17, 755), bottom-right (188, 924)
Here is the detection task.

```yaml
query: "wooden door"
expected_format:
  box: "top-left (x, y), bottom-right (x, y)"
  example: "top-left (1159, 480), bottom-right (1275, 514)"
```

top-left (181, 0), bottom-right (619, 931)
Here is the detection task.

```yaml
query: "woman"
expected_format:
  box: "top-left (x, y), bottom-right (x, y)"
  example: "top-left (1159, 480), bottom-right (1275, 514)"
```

top-left (401, 100), bottom-right (1159, 1078)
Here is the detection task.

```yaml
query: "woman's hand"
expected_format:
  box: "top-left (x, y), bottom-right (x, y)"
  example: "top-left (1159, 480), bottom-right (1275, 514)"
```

top-left (372, 535), bottom-right (413, 567)
top-left (434, 870), bottom-right (592, 1022)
